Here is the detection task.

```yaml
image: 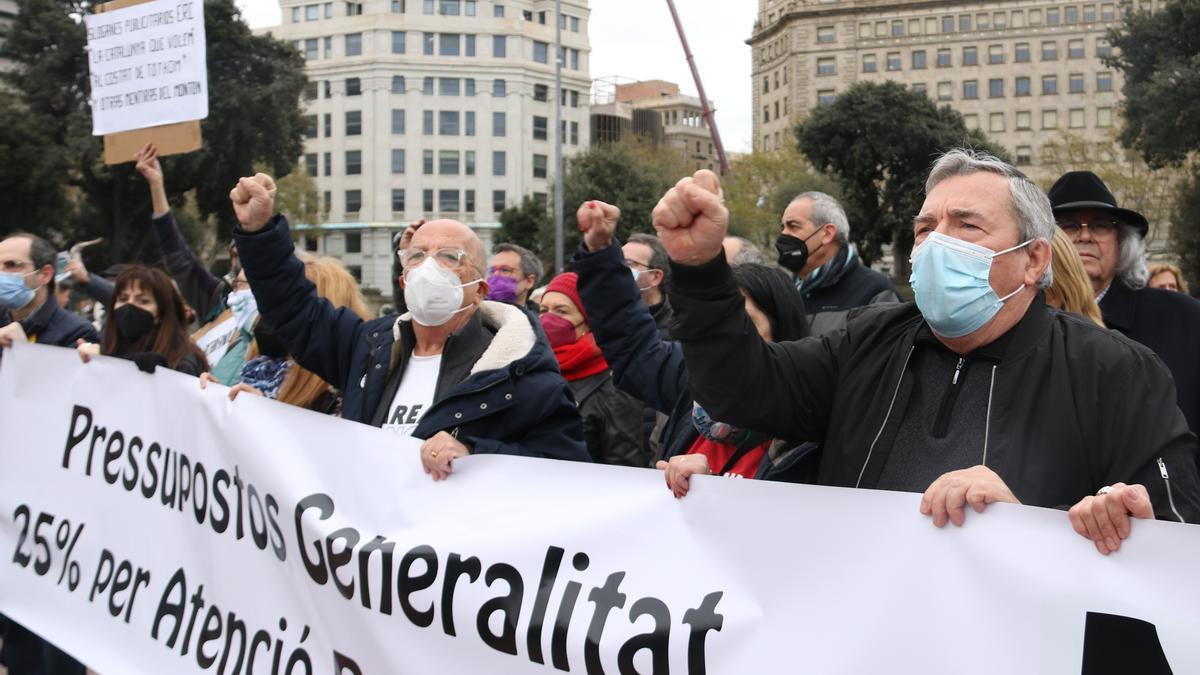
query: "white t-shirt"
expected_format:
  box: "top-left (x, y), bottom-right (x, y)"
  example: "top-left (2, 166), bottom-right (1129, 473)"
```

top-left (195, 315), bottom-right (239, 366)
top-left (382, 353), bottom-right (442, 436)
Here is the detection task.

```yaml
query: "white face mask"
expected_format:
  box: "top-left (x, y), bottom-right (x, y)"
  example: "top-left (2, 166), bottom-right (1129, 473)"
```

top-left (227, 289), bottom-right (258, 329)
top-left (403, 257), bottom-right (481, 326)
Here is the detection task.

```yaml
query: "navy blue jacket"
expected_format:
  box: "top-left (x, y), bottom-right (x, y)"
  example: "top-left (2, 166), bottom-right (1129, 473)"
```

top-left (573, 241), bottom-right (698, 461)
top-left (1, 296), bottom-right (98, 348)
top-left (234, 215), bottom-right (588, 461)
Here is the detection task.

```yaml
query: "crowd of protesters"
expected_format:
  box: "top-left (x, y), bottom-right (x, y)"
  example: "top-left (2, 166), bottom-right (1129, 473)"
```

top-left (4, 142), bottom-right (1200, 673)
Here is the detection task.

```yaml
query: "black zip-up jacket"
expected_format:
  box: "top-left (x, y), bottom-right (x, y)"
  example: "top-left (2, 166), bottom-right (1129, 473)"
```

top-left (669, 253), bottom-right (1200, 522)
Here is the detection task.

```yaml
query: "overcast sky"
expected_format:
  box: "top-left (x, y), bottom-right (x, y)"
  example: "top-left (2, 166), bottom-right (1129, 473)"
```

top-left (235, 0), bottom-right (755, 152)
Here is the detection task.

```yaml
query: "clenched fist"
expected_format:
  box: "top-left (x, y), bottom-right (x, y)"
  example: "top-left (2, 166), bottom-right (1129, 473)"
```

top-left (651, 170), bottom-right (728, 266)
top-left (576, 200), bottom-right (620, 252)
top-left (229, 174), bottom-right (278, 232)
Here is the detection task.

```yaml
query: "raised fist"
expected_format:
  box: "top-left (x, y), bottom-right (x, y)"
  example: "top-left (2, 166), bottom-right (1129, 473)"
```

top-left (651, 170), bottom-right (728, 266)
top-left (576, 200), bottom-right (620, 252)
top-left (229, 173), bottom-right (278, 232)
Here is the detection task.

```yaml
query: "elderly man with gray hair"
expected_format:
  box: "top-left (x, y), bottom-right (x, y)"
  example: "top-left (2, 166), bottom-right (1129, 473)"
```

top-left (651, 148), bottom-right (1200, 555)
top-left (1050, 171), bottom-right (1200, 436)
top-left (774, 191), bottom-right (898, 334)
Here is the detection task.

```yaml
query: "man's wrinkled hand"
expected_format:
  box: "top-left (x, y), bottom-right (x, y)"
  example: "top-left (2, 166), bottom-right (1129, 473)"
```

top-left (1068, 483), bottom-right (1153, 555)
top-left (229, 174), bottom-right (278, 232)
top-left (920, 465), bottom-right (1020, 527)
top-left (651, 170), bottom-right (728, 266)
top-left (420, 431), bottom-right (470, 481)
top-left (576, 200), bottom-right (620, 252)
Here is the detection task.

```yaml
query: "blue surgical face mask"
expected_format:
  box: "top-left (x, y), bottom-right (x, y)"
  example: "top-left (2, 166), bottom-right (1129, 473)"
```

top-left (909, 232), bottom-right (1032, 338)
top-left (0, 271), bottom-right (36, 310)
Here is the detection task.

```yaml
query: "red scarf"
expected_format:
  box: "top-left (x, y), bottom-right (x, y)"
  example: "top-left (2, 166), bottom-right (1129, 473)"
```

top-left (552, 333), bottom-right (609, 382)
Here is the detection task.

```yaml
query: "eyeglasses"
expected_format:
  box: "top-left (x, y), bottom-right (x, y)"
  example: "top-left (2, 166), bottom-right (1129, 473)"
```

top-left (1058, 219), bottom-right (1119, 239)
top-left (400, 247), bottom-right (472, 270)
top-left (624, 259), bottom-right (653, 271)
top-left (0, 260), bottom-right (34, 273)
top-left (488, 265), bottom-right (520, 276)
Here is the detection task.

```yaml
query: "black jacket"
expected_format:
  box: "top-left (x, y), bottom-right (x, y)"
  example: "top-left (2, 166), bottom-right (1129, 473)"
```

top-left (1, 297), bottom-right (98, 348)
top-left (798, 246), bottom-right (899, 335)
top-left (234, 215), bottom-right (589, 462)
top-left (670, 254), bottom-right (1200, 521)
top-left (1100, 282), bottom-right (1200, 436)
top-left (569, 371), bottom-right (647, 467)
top-left (573, 241), bottom-right (701, 461)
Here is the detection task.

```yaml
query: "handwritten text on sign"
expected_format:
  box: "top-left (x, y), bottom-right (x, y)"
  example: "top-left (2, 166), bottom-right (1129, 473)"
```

top-left (84, 0), bottom-right (208, 135)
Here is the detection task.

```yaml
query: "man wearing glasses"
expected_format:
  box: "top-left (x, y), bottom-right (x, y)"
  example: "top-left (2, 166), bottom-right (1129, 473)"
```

top-left (1050, 170), bottom-right (1200, 434)
top-left (0, 233), bottom-right (98, 353)
top-left (229, 174), bottom-right (587, 480)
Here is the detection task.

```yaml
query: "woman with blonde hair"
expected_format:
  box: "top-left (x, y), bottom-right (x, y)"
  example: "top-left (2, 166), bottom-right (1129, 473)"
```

top-left (1148, 263), bottom-right (1189, 294)
top-left (1046, 227), bottom-right (1104, 327)
top-left (203, 255), bottom-right (370, 413)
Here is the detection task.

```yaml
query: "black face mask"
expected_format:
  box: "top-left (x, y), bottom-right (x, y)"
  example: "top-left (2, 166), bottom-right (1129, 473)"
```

top-left (113, 304), bottom-right (156, 343)
top-left (774, 228), bottom-right (827, 273)
top-left (253, 318), bottom-right (290, 360)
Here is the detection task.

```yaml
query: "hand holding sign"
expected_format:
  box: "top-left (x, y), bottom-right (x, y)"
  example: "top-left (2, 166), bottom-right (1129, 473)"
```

top-left (651, 170), bottom-right (728, 266)
top-left (230, 174), bottom-right (277, 232)
top-left (577, 200), bottom-right (621, 253)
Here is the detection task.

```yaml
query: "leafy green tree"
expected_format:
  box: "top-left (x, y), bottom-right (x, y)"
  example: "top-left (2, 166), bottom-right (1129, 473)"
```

top-left (497, 196), bottom-right (549, 254)
top-left (795, 81), bottom-right (1005, 266)
top-left (0, 0), bottom-right (308, 270)
top-left (1105, 0), bottom-right (1200, 168)
top-left (724, 145), bottom-right (841, 254)
top-left (1170, 166), bottom-right (1200, 294)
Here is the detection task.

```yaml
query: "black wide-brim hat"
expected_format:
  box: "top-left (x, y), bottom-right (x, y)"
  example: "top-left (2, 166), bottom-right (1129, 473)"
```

top-left (1047, 170), bottom-right (1149, 238)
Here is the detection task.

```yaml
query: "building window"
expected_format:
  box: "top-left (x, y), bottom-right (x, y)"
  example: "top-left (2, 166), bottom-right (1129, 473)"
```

top-left (345, 150), bottom-right (362, 175)
top-left (345, 33), bottom-right (362, 56)
top-left (817, 57), bottom-right (836, 75)
top-left (1083, 4), bottom-right (1096, 22)
top-left (976, 12), bottom-right (989, 29)
top-left (964, 113), bottom-right (978, 130)
top-left (994, 11), bottom-right (1007, 28)
top-left (988, 45), bottom-right (1004, 64)
top-left (324, 2), bottom-right (332, 17)
top-left (439, 150), bottom-right (460, 175)
top-left (936, 49), bottom-right (951, 67)
top-left (324, 80), bottom-right (331, 98)
top-left (439, 33), bottom-right (461, 56)
top-left (465, 151), bottom-right (475, 175)
top-left (912, 83), bottom-right (928, 96)
top-left (422, 149), bottom-right (434, 174)
top-left (438, 111), bottom-right (459, 135)
top-left (392, 31), bottom-right (406, 54)
top-left (1065, 6), bottom-right (1078, 23)
top-left (963, 80), bottom-right (978, 99)
top-left (891, 19), bottom-right (904, 36)
top-left (392, 149), bottom-right (405, 173)
top-left (989, 112), bottom-right (1005, 132)
top-left (422, 110), bottom-right (433, 135)
top-left (392, 75), bottom-right (406, 93)
top-left (304, 115), bottom-right (318, 139)
top-left (533, 41), bottom-right (549, 64)
top-left (989, 78), bottom-right (1004, 98)
top-left (533, 115), bottom-right (548, 140)
top-left (392, 0), bottom-right (405, 12)
top-left (1069, 73), bottom-right (1085, 94)
top-left (346, 78), bottom-right (361, 96)
top-left (1068, 39), bottom-right (1084, 59)
top-left (570, 121), bottom-right (579, 145)
top-left (886, 52), bottom-right (900, 71)
top-left (1042, 41), bottom-right (1057, 61)
top-left (305, 153), bottom-right (318, 176)
top-left (391, 109), bottom-right (406, 134)
top-left (912, 50), bottom-right (926, 70)
top-left (1016, 76), bottom-right (1031, 96)
top-left (392, 189), bottom-right (406, 213)
top-left (1101, 4), bottom-right (1115, 21)
top-left (345, 190), bottom-right (362, 213)
top-left (494, 4), bottom-right (504, 17)
top-left (817, 26), bottom-right (835, 43)
top-left (439, 190), bottom-right (459, 212)
top-left (292, 6), bottom-right (301, 22)
top-left (465, 35), bottom-right (476, 57)
top-left (1097, 107), bottom-right (1113, 127)
top-left (345, 232), bottom-right (362, 254)
top-left (423, 189), bottom-right (434, 212)
top-left (305, 3), bottom-right (319, 20)
top-left (534, 84), bottom-right (548, 102)
top-left (1047, 7), bottom-right (1060, 25)
top-left (962, 47), bottom-right (977, 66)
top-left (440, 78), bottom-right (460, 96)
top-left (323, 152), bottom-right (331, 176)
top-left (345, 111), bottom-right (362, 135)
top-left (493, 79), bottom-right (506, 97)
top-left (861, 54), bottom-right (877, 73)
top-left (1016, 145), bottom-right (1032, 165)
top-left (1096, 72), bottom-right (1113, 92)
top-left (1042, 109), bottom-right (1058, 129)
top-left (492, 112), bottom-right (506, 137)
top-left (1042, 75), bottom-right (1058, 95)
top-left (937, 81), bottom-right (952, 101)
top-left (570, 16), bottom-right (580, 32)
top-left (1015, 43), bottom-right (1030, 63)
top-left (324, 113), bottom-right (331, 137)
top-left (464, 190), bottom-right (476, 213)
top-left (959, 14), bottom-right (971, 31)
top-left (942, 16), bottom-right (954, 32)
top-left (493, 35), bottom-right (507, 58)
top-left (1069, 108), bottom-right (1085, 128)
top-left (533, 154), bottom-right (548, 179)
top-left (1016, 110), bottom-right (1032, 129)
top-left (493, 151), bottom-right (506, 176)
top-left (303, 38), bottom-right (319, 60)
top-left (423, 32), bottom-right (435, 55)
top-left (492, 190), bottom-right (506, 213)
top-left (423, 76), bottom-right (434, 95)
top-left (817, 89), bottom-right (836, 105)
top-left (859, 22), bottom-right (871, 38)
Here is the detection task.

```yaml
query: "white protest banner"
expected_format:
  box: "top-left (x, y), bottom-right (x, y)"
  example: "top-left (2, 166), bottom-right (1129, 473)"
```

top-left (1, 341), bottom-right (1199, 674)
top-left (85, 0), bottom-right (208, 135)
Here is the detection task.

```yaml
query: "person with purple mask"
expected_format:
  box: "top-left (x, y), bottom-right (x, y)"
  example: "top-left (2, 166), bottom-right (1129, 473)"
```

top-left (485, 243), bottom-right (543, 313)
